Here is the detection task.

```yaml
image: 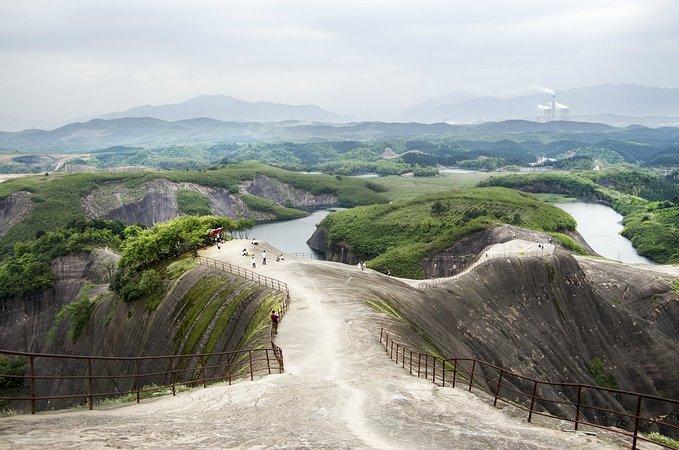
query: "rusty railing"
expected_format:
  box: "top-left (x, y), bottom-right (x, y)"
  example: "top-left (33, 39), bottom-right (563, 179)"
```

top-left (379, 328), bottom-right (678, 449)
top-left (0, 344), bottom-right (284, 414)
top-left (198, 256), bottom-right (289, 300)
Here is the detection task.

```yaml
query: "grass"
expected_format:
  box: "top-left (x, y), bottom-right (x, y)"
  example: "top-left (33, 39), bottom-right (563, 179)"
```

top-left (319, 187), bottom-right (576, 278)
top-left (643, 432), bottom-right (679, 449)
top-left (374, 171), bottom-right (498, 202)
top-left (586, 357), bottom-right (618, 389)
top-left (548, 232), bottom-right (588, 255)
top-left (165, 257), bottom-right (199, 279)
top-left (240, 194), bottom-right (307, 220)
top-left (366, 297), bottom-right (404, 320)
top-left (530, 193), bottom-right (577, 203)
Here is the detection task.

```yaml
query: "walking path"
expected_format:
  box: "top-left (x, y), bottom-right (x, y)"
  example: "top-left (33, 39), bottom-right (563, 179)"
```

top-left (0, 240), bottom-right (619, 449)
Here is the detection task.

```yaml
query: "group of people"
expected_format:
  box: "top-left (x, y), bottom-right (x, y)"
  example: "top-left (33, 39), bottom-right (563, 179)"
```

top-left (244, 249), bottom-right (268, 268)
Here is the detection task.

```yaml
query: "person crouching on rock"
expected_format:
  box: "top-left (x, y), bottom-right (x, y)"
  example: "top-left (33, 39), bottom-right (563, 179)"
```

top-left (271, 310), bottom-right (280, 335)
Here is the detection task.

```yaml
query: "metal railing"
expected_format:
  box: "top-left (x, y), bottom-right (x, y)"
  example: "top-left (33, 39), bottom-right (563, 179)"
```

top-left (289, 252), bottom-right (322, 260)
top-left (198, 256), bottom-right (289, 299)
top-left (0, 344), bottom-right (284, 414)
top-left (418, 249), bottom-right (551, 288)
top-left (379, 329), bottom-right (678, 449)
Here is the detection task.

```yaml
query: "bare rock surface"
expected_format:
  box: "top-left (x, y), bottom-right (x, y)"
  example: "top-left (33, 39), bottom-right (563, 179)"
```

top-left (0, 191), bottom-right (32, 236)
top-left (0, 240), bottom-right (623, 449)
top-left (241, 173), bottom-right (337, 209)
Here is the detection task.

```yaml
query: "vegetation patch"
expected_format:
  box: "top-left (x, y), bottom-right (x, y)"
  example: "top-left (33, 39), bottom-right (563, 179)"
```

top-left (55, 295), bottom-right (97, 342)
top-left (176, 189), bottom-right (212, 216)
top-left (240, 194), bottom-right (307, 220)
top-left (643, 432), bottom-right (679, 449)
top-left (365, 297), bottom-right (404, 320)
top-left (548, 232), bottom-right (587, 255)
top-left (165, 257), bottom-right (199, 279)
top-left (586, 357), bottom-right (618, 389)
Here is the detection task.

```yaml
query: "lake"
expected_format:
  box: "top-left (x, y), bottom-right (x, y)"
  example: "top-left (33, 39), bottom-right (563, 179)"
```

top-left (554, 201), bottom-right (652, 264)
top-left (249, 209), bottom-right (335, 254)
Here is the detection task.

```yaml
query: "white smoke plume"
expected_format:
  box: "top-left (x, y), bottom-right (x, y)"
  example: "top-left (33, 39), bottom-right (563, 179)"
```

top-left (527, 84), bottom-right (556, 96)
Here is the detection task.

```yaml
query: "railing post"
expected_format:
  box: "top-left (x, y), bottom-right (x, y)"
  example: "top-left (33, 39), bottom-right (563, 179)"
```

top-left (432, 357), bottom-right (436, 383)
top-left (402, 347), bottom-right (405, 369)
top-left (417, 354), bottom-right (421, 377)
top-left (424, 354), bottom-right (428, 378)
top-left (442, 360), bottom-right (446, 387)
top-left (135, 359), bottom-right (141, 403)
top-left (468, 359), bottom-right (476, 392)
top-left (632, 394), bottom-right (642, 450)
top-left (409, 351), bottom-right (413, 375)
top-left (395, 343), bottom-right (399, 364)
top-left (87, 358), bottom-right (93, 410)
top-left (390, 341), bottom-right (394, 360)
top-left (171, 357), bottom-right (176, 396)
top-left (528, 380), bottom-right (538, 422)
top-left (266, 349), bottom-right (271, 374)
top-left (380, 327), bottom-right (383, 344)
top-left (249, 350), bottom-right (254, 381)
top-left (202, 364), bottom-right (206, 388)
top-left (452, 358), bottom-right (457, 388)
top-left (29, 355), bottom-right (35, 414)
top-left (574, 384), bottom-right (582, 430)
top-left (493, 369), bottom-right (504, 406)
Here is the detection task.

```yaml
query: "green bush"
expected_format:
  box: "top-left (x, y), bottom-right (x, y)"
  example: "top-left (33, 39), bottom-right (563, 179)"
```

top-left (55, 296), bottom-right (96, 342)
top-left (586, 357), bottom-right (618, 389)
top-left (0, 356), bottom-right (26, 391)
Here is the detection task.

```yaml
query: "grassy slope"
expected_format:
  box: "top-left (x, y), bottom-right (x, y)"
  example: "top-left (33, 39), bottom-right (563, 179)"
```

top-left (373, 171), bottom-right (497, 202)
top-left (0, 162), bottom-right (387, 253)
top-left (319, 187), bottom-right (576, 278)
top-left (479, 169), bottom-right (679, 264)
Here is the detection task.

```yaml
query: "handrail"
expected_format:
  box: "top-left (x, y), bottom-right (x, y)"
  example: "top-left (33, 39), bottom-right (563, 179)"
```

top-left (379, 328), bottom-right (678, 450)
top-left (0, 344), bottom-right (285, 414)
top-left (197, 256), bottom-right (290, 298)
top-left (289, 252), bottom-right (321, 260)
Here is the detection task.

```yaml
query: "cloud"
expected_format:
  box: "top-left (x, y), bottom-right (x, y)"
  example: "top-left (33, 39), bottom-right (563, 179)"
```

top-left (0, 0), bottom-right (677, 122)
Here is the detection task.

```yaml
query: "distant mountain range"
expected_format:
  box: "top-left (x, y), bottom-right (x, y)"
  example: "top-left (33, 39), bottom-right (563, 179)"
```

top-left (95, 94), bottom-right (354, 124)
top-left (399, 84), bottom-right (679, 124)
top-left (2, 84), bottom-right (679, 133)
top-left (2, 117), bottom-right (678, 152)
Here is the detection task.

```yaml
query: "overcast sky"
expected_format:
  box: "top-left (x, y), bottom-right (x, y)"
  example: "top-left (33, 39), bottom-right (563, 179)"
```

top-left (1, 0), bottom-right (678, 123)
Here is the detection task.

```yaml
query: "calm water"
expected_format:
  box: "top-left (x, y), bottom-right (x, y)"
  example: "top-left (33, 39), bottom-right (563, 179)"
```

top-left (249, 209), bottom-right (334, 254)
top-left (554, 202), bottom-right (652, 264)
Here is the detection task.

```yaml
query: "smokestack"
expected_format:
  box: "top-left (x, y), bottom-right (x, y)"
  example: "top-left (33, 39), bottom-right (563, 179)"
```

top-left (551, 94), bottom-right (556, 121)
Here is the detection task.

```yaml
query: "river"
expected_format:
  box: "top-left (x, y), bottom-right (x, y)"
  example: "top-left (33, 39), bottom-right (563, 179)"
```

top-left (249, 209), bottom-right (334, 255)
top-left (554, 201), bottom-right (652, 264)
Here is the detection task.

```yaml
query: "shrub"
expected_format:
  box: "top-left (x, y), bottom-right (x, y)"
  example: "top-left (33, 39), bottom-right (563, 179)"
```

top-left (0, 356), bottom-right (26, 391)
top-left (55, 296), bottom-right (96, 342)
top-left (586, 357), bottom-right (618, 389)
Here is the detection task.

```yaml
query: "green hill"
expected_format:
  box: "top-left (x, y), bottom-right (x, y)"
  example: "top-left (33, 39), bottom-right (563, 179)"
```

top-left (315, 187), bottom-right (576, 278)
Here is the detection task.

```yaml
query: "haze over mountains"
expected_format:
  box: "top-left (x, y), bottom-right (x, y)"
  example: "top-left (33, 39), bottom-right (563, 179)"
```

top-left (1, 84), bottom-right (679, 133)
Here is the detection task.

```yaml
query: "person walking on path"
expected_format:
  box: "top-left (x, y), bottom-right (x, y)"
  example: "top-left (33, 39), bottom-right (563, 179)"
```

top-left (262, 250), bottom-right (267, 266)
top-left (251, 255), bottom-right (256, 268)
top-left (270, 310), bottom-right (280, 335)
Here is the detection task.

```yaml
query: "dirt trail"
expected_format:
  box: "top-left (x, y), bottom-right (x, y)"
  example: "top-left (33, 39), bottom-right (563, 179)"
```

top-left (0, 240), bottom-right (620, 449)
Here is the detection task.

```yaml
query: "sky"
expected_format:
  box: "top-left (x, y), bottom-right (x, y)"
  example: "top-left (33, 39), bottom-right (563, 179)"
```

top-left (1, 0), bottom-right (678, 125)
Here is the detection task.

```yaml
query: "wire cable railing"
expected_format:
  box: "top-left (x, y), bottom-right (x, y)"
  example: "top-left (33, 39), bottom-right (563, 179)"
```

top-left (379, 328), bottom-right (678, 449)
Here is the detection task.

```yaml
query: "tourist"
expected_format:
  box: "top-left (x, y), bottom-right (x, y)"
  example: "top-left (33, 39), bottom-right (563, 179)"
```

top-left (270, 310), bottom-right (280, 335)
top-left (262, 250), bottom-right (267, 265)
top-left (242, 248), bottom-right (248, 257)
top-left (251, 255), bottom-right (256, 268)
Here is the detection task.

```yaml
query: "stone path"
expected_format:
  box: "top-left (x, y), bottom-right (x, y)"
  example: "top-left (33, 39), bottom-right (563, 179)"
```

top-left (0, 240), bottom-right (620, 449)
